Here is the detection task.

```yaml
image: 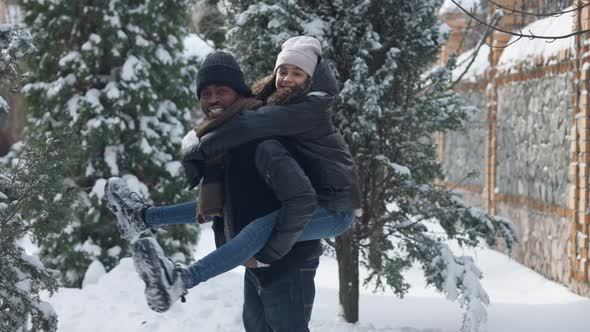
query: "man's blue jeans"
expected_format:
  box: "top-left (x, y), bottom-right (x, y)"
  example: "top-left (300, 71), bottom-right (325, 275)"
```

top-left (242, 258), bottom-right (319, 332)
top-left (144, 201), bottom-right (353, 288)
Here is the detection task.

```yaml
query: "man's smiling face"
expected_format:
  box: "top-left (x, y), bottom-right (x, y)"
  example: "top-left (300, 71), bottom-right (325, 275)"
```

top-left (199, 84), bottom-right (240, 119)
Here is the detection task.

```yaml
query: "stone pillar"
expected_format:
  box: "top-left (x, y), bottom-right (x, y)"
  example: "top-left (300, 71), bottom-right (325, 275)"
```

top-left (483, 72), bottom-right (497, 214)
top-left (569, 0), bottom-right (590, 282)
top-left (484, 0), bottom-right (523, 215)
top-left (0, 0), bottom-right (21, 24)
top-left (437, 12), bottom-right (471, 164)
top-left (489, 0), bottom-right (524, 64)
top-left (0, 3), bottom-right (7, 23)
top-left (439, 12), bottom-right (470, 65)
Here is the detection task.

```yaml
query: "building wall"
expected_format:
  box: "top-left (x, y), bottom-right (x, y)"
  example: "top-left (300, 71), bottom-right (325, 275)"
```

top-left (443, 89), bottom-right (487, 189)
top-left (446, 68), bottom-right (582, 288)
top-left (440, 0), bottom-right (590, 296)
top-left (496, 73), bottom-right (573, 207)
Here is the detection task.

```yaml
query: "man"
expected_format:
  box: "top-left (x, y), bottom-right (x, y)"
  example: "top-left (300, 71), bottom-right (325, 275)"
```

top-left (194, 52), bottom-right (321, 331)
top-left (131, 51), bottom-right (322, 331)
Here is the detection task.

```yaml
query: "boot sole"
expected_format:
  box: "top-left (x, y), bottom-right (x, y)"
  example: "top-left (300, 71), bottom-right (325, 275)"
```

top-left (133, 239), bottom-right (171, 313)
top-left (105, 179), bottom-right (142, 242)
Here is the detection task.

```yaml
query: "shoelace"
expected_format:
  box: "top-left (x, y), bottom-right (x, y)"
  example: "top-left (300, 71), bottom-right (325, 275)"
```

top-left (126, 191), bottom-right (155, 233)
top-left (128, 191), bottom-right (146, 207)
top-left (174, 262), bottom-right (188, 303)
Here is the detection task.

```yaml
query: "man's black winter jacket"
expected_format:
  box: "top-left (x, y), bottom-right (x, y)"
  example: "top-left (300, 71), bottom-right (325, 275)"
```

top-left (212, 139), bottom-right (323, 285)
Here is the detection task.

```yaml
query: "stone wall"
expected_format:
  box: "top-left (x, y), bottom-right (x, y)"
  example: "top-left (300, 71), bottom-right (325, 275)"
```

top-left (494, 199), bottom-right (590, 296)
top-left (457, 187), bottom-right (590, 296)
top-left (496, 73), bottom-right (573, 207)
top-left (439, 0), bottom-right (590, 298)
top-left (443, 89), bottom-right (487, 189)
top-left (446, 70), bottom-right (577, 292)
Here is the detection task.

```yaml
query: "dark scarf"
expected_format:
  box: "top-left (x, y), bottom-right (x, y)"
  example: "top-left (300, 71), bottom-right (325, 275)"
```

top-left (195, 97), bottom-right (263, 223)
top-left (251, 74), bottom-right (311, 106)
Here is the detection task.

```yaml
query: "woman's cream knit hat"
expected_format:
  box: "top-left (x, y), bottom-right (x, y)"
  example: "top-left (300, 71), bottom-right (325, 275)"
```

top-left (274, 36), bottom-right (321, 77)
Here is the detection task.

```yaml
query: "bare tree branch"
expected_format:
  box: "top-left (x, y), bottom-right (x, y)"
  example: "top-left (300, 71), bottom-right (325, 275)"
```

top-left (450, 13), bottom-right (501, 88)
top-left (466, 21), bottom-right (485, 30)
top-left (450, 0), bottom-right (590, 40)
top-left (484, 35), bottom-right (523, 49)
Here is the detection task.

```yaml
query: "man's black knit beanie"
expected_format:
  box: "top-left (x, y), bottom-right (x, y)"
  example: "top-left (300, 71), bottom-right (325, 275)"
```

top-left (197, 51), bottom-right (252, 99)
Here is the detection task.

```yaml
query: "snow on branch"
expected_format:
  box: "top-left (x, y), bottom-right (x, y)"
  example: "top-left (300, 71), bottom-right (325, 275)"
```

top-left (0, 23), bottom-right (35, 112)
top-left (375, 155), bottom-right (411, 176)
top-left (431, 242), bottom-right (489, 332)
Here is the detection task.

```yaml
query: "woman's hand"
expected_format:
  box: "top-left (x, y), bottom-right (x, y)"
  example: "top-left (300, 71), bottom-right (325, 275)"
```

top-left (243, 258), bottom-right (258, 268)
top-left (243, 258), bottom-right (270, 269)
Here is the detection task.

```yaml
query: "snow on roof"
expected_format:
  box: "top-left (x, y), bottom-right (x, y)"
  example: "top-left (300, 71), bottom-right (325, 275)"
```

top-left (440, 0), bottom-right (480, 16)
top-left (183, 33), bottom-right (214, 61)
top-left (452, 44), bottom-right (490, 82)
top-left (497, 8), bottom-right (575, 71)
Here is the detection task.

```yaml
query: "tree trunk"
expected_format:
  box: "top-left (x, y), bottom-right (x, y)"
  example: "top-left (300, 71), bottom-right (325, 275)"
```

top-left (367, 222), bottom-right (384, 271)
top-left (335, 225), bottom-right (359, 322)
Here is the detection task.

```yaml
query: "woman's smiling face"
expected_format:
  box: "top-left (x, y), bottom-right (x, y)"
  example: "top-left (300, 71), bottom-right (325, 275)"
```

top-left (275, 64), bottom-right (309, 90)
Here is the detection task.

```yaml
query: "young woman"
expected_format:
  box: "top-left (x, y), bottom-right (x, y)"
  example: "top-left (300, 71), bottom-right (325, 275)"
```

top-left (106, 36), bottom-right (360, 312)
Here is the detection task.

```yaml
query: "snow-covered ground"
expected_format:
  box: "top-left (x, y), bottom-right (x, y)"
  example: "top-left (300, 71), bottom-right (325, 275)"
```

top-left (43, 224), bottom-right (590, 332)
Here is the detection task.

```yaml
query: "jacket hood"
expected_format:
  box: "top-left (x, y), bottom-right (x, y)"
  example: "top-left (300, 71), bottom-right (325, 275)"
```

top-left (310, 58), bottom-right (339, 97)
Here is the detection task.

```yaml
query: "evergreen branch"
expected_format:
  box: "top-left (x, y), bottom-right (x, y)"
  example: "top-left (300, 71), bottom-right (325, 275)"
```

top-left (441, 171), bottom-right (478, 192)
top-left (0, 173), bottom-right (48, 227)
top-left (0, 306), bottom-right (14, 322)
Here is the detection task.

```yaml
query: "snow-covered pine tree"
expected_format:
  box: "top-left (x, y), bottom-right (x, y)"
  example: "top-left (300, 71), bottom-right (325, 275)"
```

top-left (223, 1), bottom-right (308, 82)
top-left (223, 1), bottom-right (516, 331)
top-left (193, 0), bottom-right (227, 49)
top-left (0, 22), bottom-right (62, 332)
top-left (0, 23), bottom-right (34, 113)
top-left (21, 0), bottom-right (200, 287)
top-left (0, 131), bottom-right (78, 332)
